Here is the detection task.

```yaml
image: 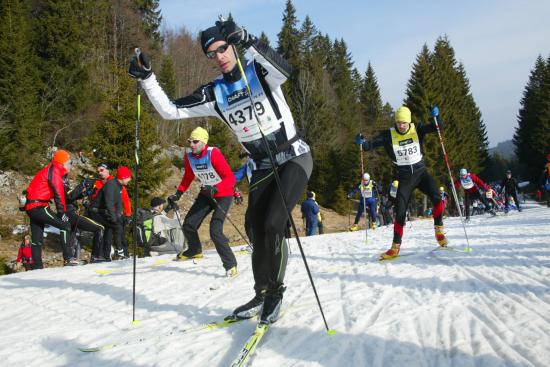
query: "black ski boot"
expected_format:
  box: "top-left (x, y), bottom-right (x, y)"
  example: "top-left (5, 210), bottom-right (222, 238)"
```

top-left (232, 292), bottom-right (265, 319)
top-left (259, 286), bottom-right (286, 324)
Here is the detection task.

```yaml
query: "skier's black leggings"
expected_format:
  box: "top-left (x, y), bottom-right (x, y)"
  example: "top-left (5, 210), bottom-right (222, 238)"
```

top-left (464, 191), bottom-right (491, 218)
top-left (246, 153), bottom-right (312, 295)
top-left (68, 211), bottom-right (104, 258)
top-left (393, 167), bottom-right (443, 244)
top-left (504, 191), bottom-right (520, 210)
top-left (26, 206), bottom-right (71, 269)
top-left (183, 195), bottom-right (236, 270)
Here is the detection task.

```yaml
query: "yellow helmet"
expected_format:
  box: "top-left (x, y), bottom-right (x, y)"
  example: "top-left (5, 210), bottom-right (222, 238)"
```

top-left (439, 186), bottom-right (444, 192)
top-left (189, 127), bottom-right (209, 144)
top-left (392, 180), bottom-right (399, 187)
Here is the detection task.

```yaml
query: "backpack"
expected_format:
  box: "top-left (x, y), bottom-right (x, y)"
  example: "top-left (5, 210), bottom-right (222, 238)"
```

top-left (135, 208), bottom-right (155, 247)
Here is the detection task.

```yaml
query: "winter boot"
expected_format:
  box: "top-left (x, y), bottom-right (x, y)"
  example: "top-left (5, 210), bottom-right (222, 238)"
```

top-left (260, 286), bottom-right (286, 324)
top-left (64, 258), bottom-right (81, 266)
top-left (232, 291), bottom-right (265, 319)
top-left (434, 225), bottom-right (448, 247)
top-left (175, 249), bottom-right (203, 261)
top-left (226, 266), bottom-right (238, 278)
top-left (379, 243), bottom-right (401, 260)
top-left (349, 224), bottom-right (359, 231)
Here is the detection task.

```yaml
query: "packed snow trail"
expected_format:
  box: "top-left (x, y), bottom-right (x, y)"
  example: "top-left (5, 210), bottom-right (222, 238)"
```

top-left (0, 202), bottom-right (548, 366)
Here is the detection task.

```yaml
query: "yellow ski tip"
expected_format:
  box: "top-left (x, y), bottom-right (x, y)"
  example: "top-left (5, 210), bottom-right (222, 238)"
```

top-left (464, 247), bottom-right (473, 253)
top-left (326, 329), bottom-right (337, 337)
top-left (95, 269), bottom-right (114, 275)
top-left (132, 320), bottom-right (141, 327)
top-left (152, 259), bottom-right (169, 266)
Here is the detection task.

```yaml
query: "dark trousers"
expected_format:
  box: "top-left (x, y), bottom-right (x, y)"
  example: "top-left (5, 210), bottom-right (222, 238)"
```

top-left (183, 195), bottom-right (236, 270)
top-left (26, 206), bottom-right (71, 269)
top-left (104, 222), bottom-right (123, 259)
top-left (504, 191), bottom-right (520, 210)
top-left (354, 197), bottom-right (377, 224)
top-left (393, 168), bottom-right (443, 244)
top-left (68, 212), bottom-right (104, 259)
top-left (464, 191), bottom-right (492, 218)
top-left (246, 153), bottom-right (312, 295)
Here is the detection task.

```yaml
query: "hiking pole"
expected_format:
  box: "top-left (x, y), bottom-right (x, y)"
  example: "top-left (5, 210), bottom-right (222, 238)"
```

top-left (432, 114), bottom-right (472, 252)
top-left (219, 15), bottom-right (333, 334)
top-left (131, 48), bottom-right (142, 325)
top-left (209, 196), bottom-right (252, 250)
top-left (359, 145), bottom-right (368, 245)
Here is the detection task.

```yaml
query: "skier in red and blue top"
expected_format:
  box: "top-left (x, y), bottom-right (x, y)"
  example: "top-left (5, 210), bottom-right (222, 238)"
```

top-left (168, 127), bottom-right (238, 277)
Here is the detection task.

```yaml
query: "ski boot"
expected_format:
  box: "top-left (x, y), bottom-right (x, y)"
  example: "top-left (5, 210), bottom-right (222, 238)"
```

top-left (175, 249), bottom-right (204, 261)
top-left (260, 286), bottom-right (286, 324)
top-left (434, 225), bottom-right (448, 247)
top-left (371, 222), bottom-right (377, 230)
top-left (232, 291), bottom-right (265, 319)
top-left (380, 243), bottom-right (401, 260)
top-left (226, 266), bottom-right (238, 278)
top-left (349, 224), bottom-right (359, 232)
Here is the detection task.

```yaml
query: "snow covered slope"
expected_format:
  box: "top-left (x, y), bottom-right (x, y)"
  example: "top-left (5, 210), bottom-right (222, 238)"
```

top-left (0, 203), bottom-right (548, 367)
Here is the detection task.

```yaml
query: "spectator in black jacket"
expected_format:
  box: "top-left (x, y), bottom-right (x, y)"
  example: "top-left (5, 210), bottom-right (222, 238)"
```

top-left (96, 166), bottom-right (132, 260)
top-left (500, 170), bottom-right (522, 212)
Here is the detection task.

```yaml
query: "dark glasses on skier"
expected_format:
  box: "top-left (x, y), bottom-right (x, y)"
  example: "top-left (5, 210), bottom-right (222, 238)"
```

top-left (188, 139), bottom-right (201, 144)
top-left (206, 44), bottom-right (230, 59)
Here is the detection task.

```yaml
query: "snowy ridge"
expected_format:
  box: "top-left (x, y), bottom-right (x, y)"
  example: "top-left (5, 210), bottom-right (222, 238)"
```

top-left (0, 202), bottom-right (548, 366)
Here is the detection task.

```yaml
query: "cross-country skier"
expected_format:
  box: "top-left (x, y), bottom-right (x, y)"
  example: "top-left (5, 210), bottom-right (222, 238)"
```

top-left (355, 106), bottom-right (448, 259)
top-left (168, 127), bottom-right (238, 278)
top-left (347, 173), bottom-right (380, 231)
top-left (541, 153), bottom-right (550, 207)
top-left (499, 170), bottom-right (522, 212)
top-left (129, 19), bottom-right (312, 324)
top-left (453, 168), bottom-right (496, 221)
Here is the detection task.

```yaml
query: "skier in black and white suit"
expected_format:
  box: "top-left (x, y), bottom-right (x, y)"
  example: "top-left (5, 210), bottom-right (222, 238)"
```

top-left (129, 19), bottom-right (312, 324)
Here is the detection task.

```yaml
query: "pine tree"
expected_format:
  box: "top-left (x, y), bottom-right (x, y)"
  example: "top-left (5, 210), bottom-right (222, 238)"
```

top-left (277, 0), bottom-right (301, 69)
top-left (87, 71), bottom-right (170, 207)
top-left (136, 0), bottom-right (163, 47)
top-left (158, 55), bottom-right (177, 100)
top-left (514, 54), bottom-right (550, 181)
top-left (0, 0), bottom-right (42, 173)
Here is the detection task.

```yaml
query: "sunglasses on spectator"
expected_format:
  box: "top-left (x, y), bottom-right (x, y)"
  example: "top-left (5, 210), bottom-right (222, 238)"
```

top-left (98, 168), bottom-right (106, 172)
top-left (206, 44), bottom-right (230, 59)
top-left (188, 139), bottom-right (201, 144)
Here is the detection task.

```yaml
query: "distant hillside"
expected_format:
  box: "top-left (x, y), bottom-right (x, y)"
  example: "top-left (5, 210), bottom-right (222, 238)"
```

top-left (489, 140), bottom-right (516, 160)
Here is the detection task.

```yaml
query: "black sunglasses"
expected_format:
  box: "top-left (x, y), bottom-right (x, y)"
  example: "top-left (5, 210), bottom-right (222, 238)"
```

top-left (188, 139), bottom-right (201, 144)
top-left (206, 44), bottom-right (230, 59)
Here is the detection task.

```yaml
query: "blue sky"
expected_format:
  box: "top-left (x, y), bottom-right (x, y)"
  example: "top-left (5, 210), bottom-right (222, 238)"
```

top-left (158, 0), bottom-right (550, 147)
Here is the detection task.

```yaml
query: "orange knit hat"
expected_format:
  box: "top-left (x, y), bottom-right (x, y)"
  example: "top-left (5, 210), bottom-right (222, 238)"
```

top-left (52, 149), bottom-right (71, 165)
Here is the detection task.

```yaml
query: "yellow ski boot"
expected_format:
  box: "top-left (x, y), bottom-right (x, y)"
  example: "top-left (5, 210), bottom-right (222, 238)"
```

top-left (175, 251), bottom-right (204, 261)
top-left (349, 224), bottom-right (359, 232)
top-left (434, 225), bottom-right (448, 247)
top-left (380, 243), bottom-right (401, 260)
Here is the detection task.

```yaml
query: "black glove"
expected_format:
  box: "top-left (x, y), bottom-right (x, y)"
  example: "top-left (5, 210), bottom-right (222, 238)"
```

top-left (168, 190), bottom-right (183, 204)
top-left (129, 51), bottom-right (152, 80)
top-left (200, 185), bottom-right (218, 198)
top-left (216, 20), bottom-right (250, 46)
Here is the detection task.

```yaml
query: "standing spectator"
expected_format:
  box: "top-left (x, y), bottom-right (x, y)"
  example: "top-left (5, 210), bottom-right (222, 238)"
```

top-left (16, 235), bottom-right (34, 271)
top-left (301, 191), bottom-right (320, 236)
top-left (500, 170), bottom-right (522, 212)
top-left (24, 149), bottom-right (75, 268)
top-left (96, 166), bottom-right (132, 260)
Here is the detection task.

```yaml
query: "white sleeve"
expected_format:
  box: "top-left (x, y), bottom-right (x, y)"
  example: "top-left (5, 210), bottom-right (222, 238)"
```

top-left (141, 74), bottom-right (218, 120)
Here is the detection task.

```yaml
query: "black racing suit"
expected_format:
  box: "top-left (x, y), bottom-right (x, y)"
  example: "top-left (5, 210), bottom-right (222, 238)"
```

top-left (140, 35), bottom-right (311, 297)
top-left (361, 120), bottom-right (445, 244)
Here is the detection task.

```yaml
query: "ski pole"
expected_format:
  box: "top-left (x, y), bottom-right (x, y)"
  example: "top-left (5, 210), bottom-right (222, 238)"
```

top-left (359, 145), bottom-right (368, 244)
top-left (432, 114), bottom-right (471, 251)
top-left (218, 15), bottom-right (333, 334)
top-left (131, 48), bottom-right (142, 325)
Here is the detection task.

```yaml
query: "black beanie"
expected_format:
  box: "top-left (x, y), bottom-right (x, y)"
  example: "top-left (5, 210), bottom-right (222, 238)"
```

top-left (150, 197), bottom-right (165, 208)
top-left (200, 24), bottom-right (225, 54)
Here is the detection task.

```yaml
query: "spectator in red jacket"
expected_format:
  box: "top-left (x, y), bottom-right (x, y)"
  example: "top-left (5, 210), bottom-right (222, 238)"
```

top-left (168, 127), bottom-right (238, 277)
top-left (24, 149), bottom-right (75, 268)
top-left (453, 168), bottom-right (496, 221)
top-left (16, 235), bottom-right (34, 271)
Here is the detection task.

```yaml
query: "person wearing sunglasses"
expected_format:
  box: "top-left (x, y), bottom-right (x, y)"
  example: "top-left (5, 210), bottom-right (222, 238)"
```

top-left (129, 19), bottom-right (312, 324)
top-left (167, 127), bottom-right (238, 277)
